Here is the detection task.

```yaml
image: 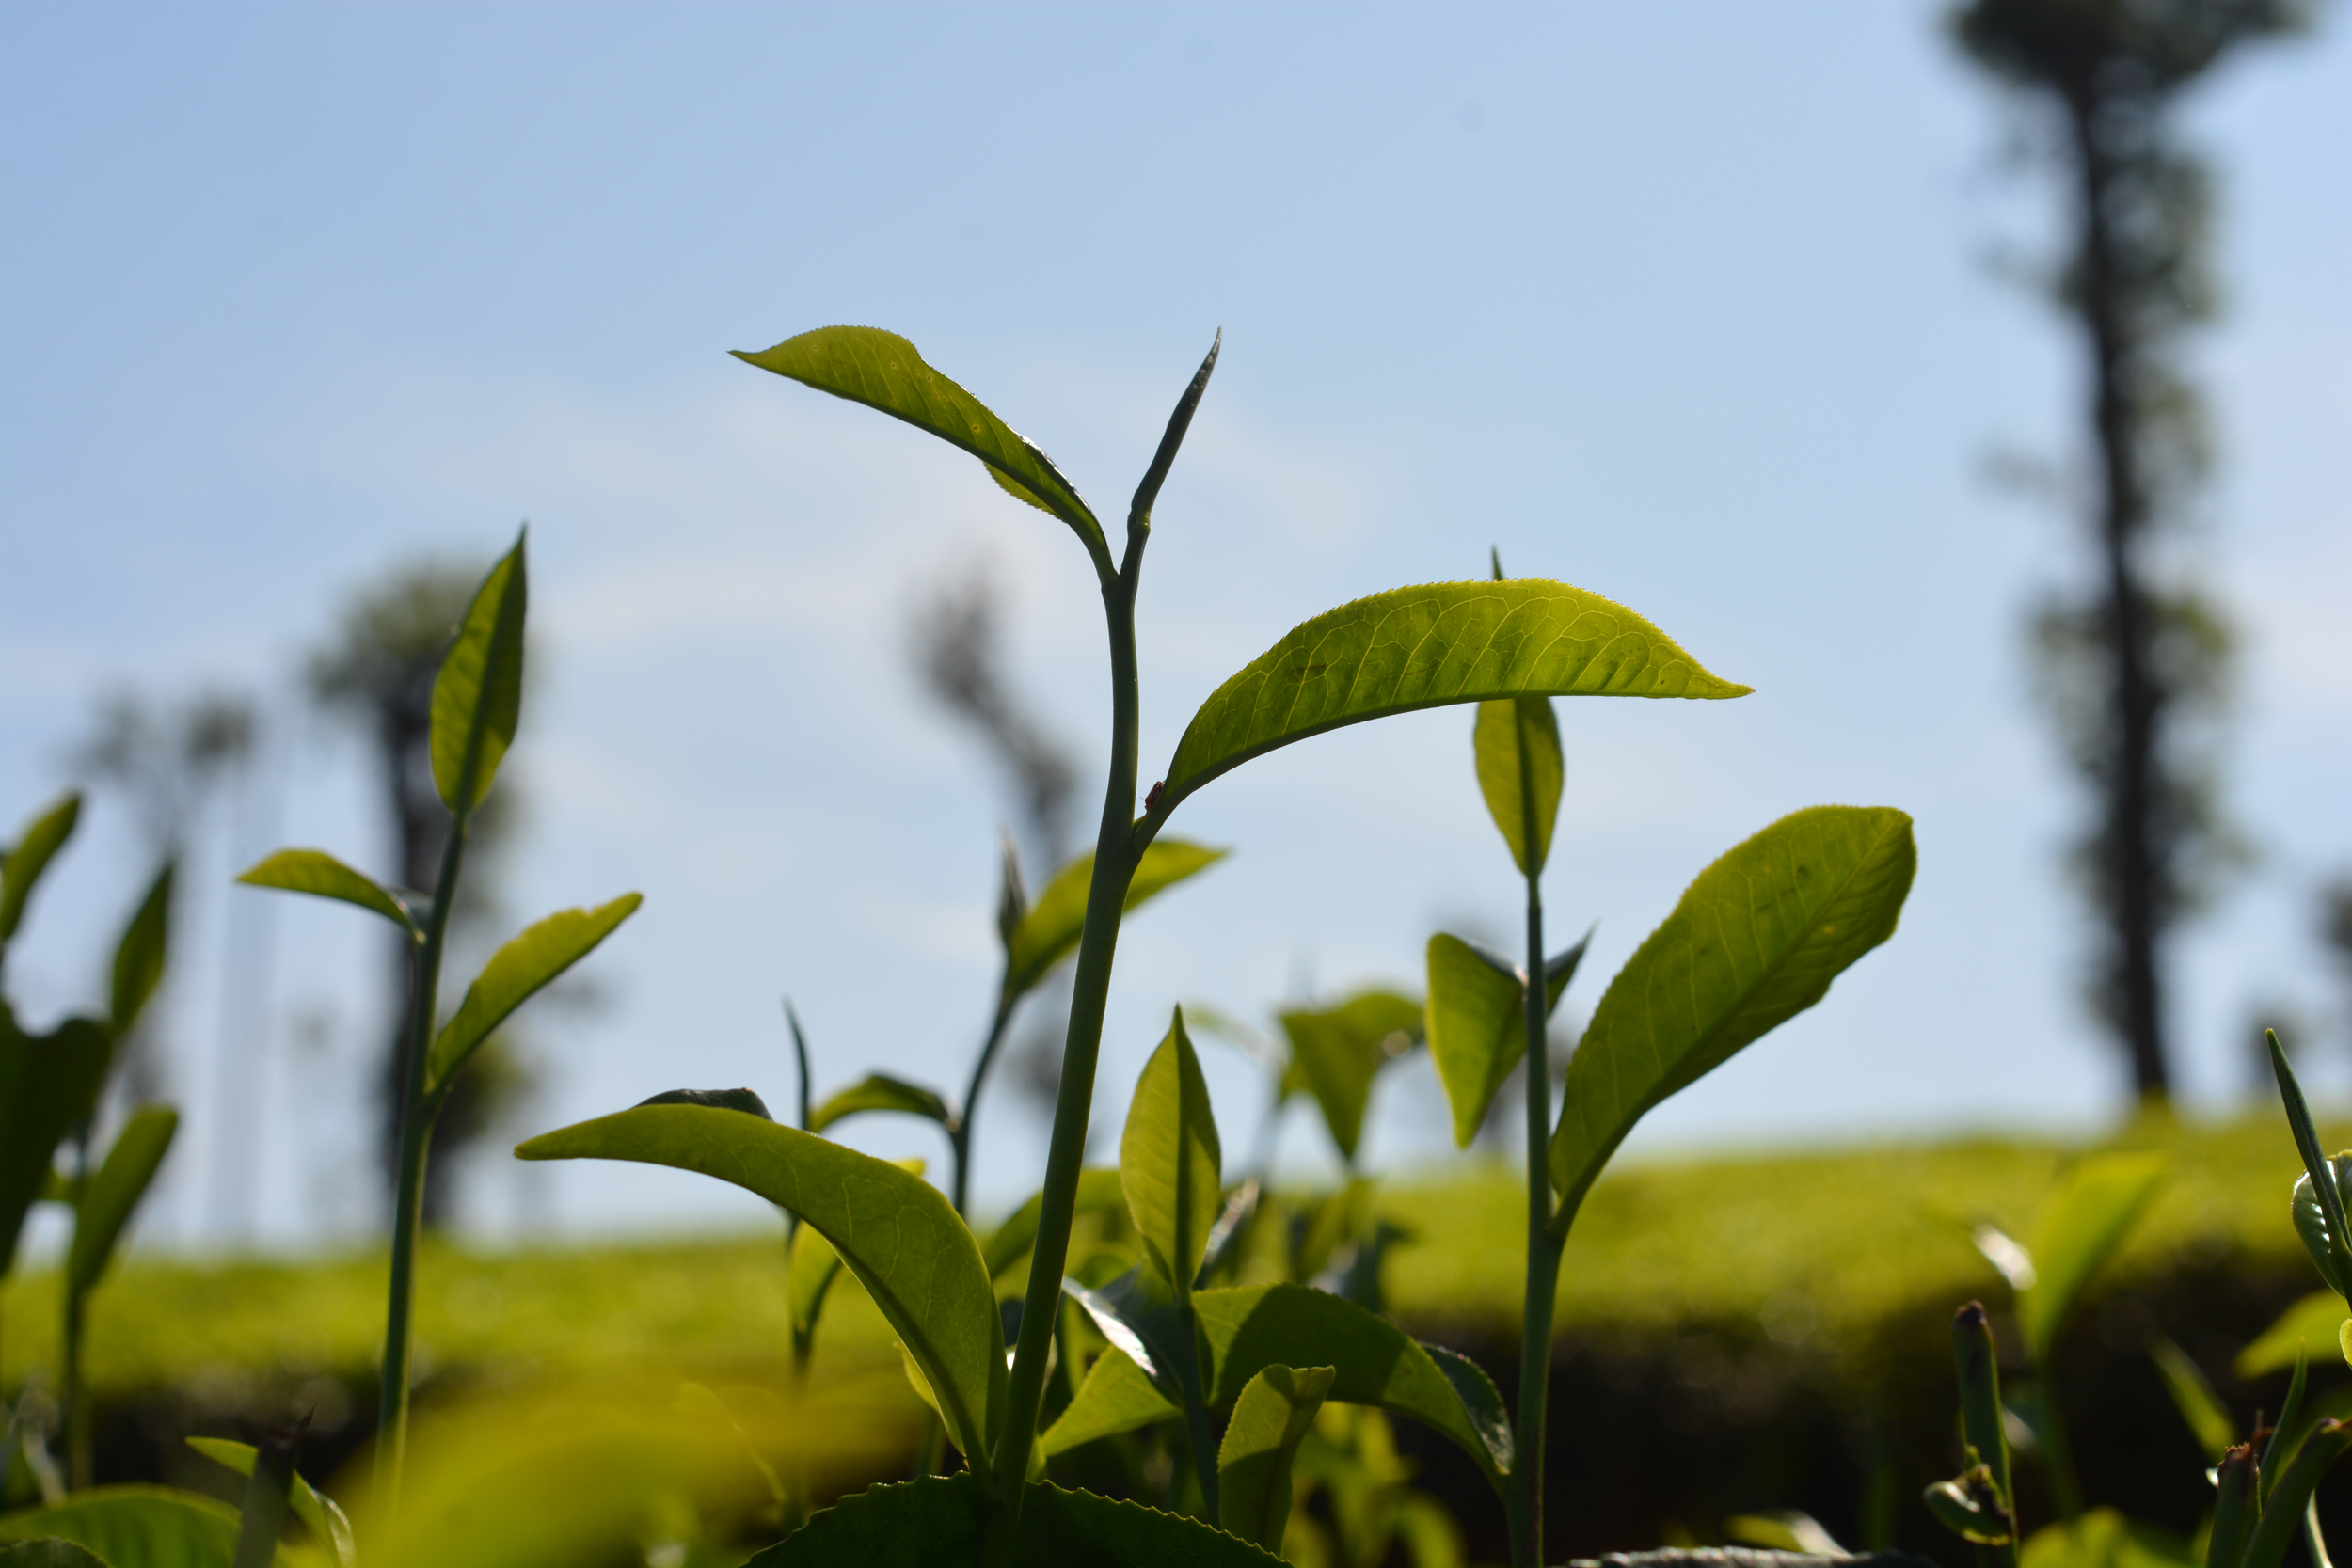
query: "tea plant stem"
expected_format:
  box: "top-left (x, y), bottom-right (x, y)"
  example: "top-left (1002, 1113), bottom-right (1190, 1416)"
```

top-left (1512, 868), bottom-right (1556, 1568)
top-left (951, 994), bottom-right (1017, 1217)
top-left (61, 1279), bottom-right (87, 1489)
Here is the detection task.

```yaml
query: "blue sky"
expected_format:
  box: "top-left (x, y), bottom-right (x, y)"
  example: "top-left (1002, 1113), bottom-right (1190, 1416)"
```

top-left (3, 4), bottom-right (2346, 1253)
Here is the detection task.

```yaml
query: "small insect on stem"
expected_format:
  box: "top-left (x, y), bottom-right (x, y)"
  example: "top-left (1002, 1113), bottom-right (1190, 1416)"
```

top-left (1145, 780), bottom-right (1166, 812)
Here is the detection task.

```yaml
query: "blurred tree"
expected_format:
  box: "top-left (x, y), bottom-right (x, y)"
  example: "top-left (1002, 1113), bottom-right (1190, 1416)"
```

top-left (309, 562), bottom-right (529, 1226)
top-left (2323, 875), bottom-right (2352, 1035)
top-left (1951, 0), bottom-right (2305, 1101)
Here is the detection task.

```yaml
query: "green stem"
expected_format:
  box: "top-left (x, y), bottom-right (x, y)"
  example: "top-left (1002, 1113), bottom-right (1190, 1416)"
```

top-left (62, 1281), bottom-right (87, 1490)
top-left (952, 993), bottom-right (1018, 1217)
top-left (1511, 867), bottom-right (1554, 1568)
top-left (1175, 1296), bottom-right (1220, 1520)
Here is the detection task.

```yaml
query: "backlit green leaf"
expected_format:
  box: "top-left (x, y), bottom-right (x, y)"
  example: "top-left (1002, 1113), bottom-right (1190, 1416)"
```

top-left (1474, 696), bottom-right (1562, 876)
top-left (1426, 935), bottom-right (1527, 1148)
top-left (425, 895), bottom-right (641, 1100)
top-left (67, 1106), bottom-right (178, 1296)
top-left (0, 1485), bottom-right (242, 1568)
top-left (0, 792), bottom-right (81, 945)
top-left (2145, 1333), bottom-right (2234, 1463)
top-left (428, 535), bottom-right (527, 814)
top-left (1005, 841), bottom-right (1226, 1004)
top-left (2021, 1152), bottom-right (2168, 1359)
top-left (1549, 806), bottom-right (1915, 1220)
top-left (732, 327), bottom-right (1108, 570)
top-left (184, 1439), bottom-right (354, 1568)
top-left (110, 861), bottom-right (172, 1037)
top-left (1277, 990), bottom-right (1422, 1163)
top-left (1041, 1347), bottom-right (1180, 1458)
top-left (1156, 579), bottom-right (1749, 813)
top-left (807, 1074), bottom-right (951, 1135)
top-left (0, 1013), bottom-right (114, 1277)
top-left (1218, 1363), bottom-right (1333, 1551)
top-left (1120, 1008), bottom-right (1221, 1299)
top-left (235, 850), bottom-right (419, 939)
top-left (517, 1103), bottom-right (1004, 1467)
top-left (982, 1167), bottom-right (1126, 1280)
top-left (2237, 1291), bottom-right (2346, 1379)
top-left (787, 1223), bottom-right (844, 1349)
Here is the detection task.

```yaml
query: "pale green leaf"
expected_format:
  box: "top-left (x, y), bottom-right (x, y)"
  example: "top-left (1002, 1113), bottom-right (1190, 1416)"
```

top-left (1426, 934), bottom-right (1528, 1148)
top-left (1005, 841), bottom-right (1226, 1004)
top-left (2021, 1152), bottom-right (2168, 1358)
top-left (2018, 1511), bottom-right (2197, 1568)
top-left (731, 327), bottom-right (1108, 570)
top-left (184, 1439), bottom-right (353, 1568)
top-left (428, 536), bottom-right (527, 814)
top-left (2236, 1291), bottom-right (2346, 1379)
top-left (1276, 990), bottom-right (1422, 1163)
top-left (1041, 1348), bottom-right (1180, 1458)
top-left (426, 895), bottom-right (641, 1099)
top-left (0, 792), bottom-right (81, 944)
top-left (1157, 579), bottom-right (1750, 813)
top-left (1218, 1363), bottom-right (1333, 1551)
top-left (0, 1485), bottom-right (243, 1568)
top-left (806, 1074), bottom-right (950, 1135)
top-left (67, 1106), bottom-right (178, 1295)
top-left (1473, 696), bottom-right (1562, 875)
top-left (1549, 806), bottom-right (1915, 1220)
top-left (2145, 1333), bottom-right (2234, 1463)
top-left (982, 1167), bottom-right (1126, 1280)
top-left (235, 850), bottom-right (418, 938)
top-left (787, 1224), bottom-right (844, 1348)
top-left (110, 860), bottom-right (172, 1037)
top-left (1120, 1008), bottom-right (1222, 1300)
top-left (1, 1014), bottom-right (114, 1278)
top-left (517, 1103), bottom-right (1004, 1465)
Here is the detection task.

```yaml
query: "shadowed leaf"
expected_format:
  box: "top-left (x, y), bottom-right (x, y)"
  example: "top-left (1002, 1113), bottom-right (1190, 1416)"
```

top-left (1426, 935), bottom-right (1529, 1148)
top-left (0, 1539), bottom-right (112, 1567)
top-left (0, 1486), bottom-right (242, 1568)
top-left (1474, 696), bottom-right (1562, 876)
top-left (787, 1224), bottom-right (844, 1349)
top-left (67, 1106), bottom-right (178, 1296)
top-left (428, 535), bottom-right (527, 814)
top-left (2022, 1152), bottom-right (2168, 1359)
top-left (1277, 990), bottom-right (1422, 1163)
top-left (0, 792), bottom-right (81, 945)
top-left (808, 1074), bottom-right (951, 1135)
top-left (184, 1439), bottom-right (353, 1568)
top-left (1006, 842), bottom-right (1226, 1004)
top-left (109, 861), bottom-right (172, 1037)
top-left (1218, 1363), bottom-right (1333, 1551)
top-left (637, 1086), bottom-right (771, 1117)
top-left (982, 1167), bottom-right (1126, 1280)
top-left (1120, 1009), bottom-right (1221, 1299)
top-left (425, 895), bottom-right (641, 1099)
top-left (2145, 1333), bottom-right (2233, 1463)
top-left (235, 850), bottom-right (418, 938)
top-left (0, 1014), bottom-right (113, 1277)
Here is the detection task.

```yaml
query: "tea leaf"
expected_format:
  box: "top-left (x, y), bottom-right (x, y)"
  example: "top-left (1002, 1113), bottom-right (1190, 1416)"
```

top-left (1217, 1363), bottom-right (1333, 1551)
top-left (2021, 1152), bottom-right (2167, 1359)
top-left (1549, 806), bottom-right (1915, 1219)
top-left (1005, 841), bottom-right (1226, 1005)
top-left (2236, 1291), bottom-right (2345, 1379)
top-left (1473, 696), bottom-right (1562, 876)
top-left (1277, 990), bottom-right (1422, 1163)
top-left (428, 535), bottom-right (528, 814)
top-left (787, 1224), bottom-right (844, 1346)
top-left (638, 1086), bottom-right (771, 1117)
top-left (2292, 1155), bottom-right (2352, 1302)
top-left (426, 895), bottom-right (641, 1100)
top-left (732, 327), bottom-right (1108, 571)
top-left (0, 1014), bottom-right (113, 1277)
top-left (2243, 1422), bottom-right (2352, 1568)
top-left (0, 1538), bottom-right (110, 1567)
top-left (1040, 1347), bottom-right (1180, 1458)
top-left (1426, 934), bottom-right (1528, 1148)
top-left (1157, 579), bottom-right (1749, 812)
top-left (110, 860), bottom-right (173, 1037)
top-left (0, 792), bottom-right (80, 944)
top-left (2145, 1333), bottom-right (2233, 1463)
top-left (0, 1485), bottom-right (241, 1567)
top-left (807, 1074), bottom-right (951, 1135)
top-left (184, 1438), bottom-right (354, 1567)
top-left (1120, 1009), bottom-right (1222, 1299)
top-left (982, 1167), bottom-right (1126, 1280)
top-left (235, 850), bottom-right (419, 938)
top-left (517, 1104), bottom-right (1004, 1466)
top-left (67, 1106), bottom-right (178, 1295)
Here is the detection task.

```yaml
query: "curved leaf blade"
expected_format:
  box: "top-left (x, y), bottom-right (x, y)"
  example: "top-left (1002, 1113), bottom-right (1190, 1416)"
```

top-left (184, 1439), bottom-right (353, 1568)
top-left (807, 1074), bottom-right (951, 1135)
top-left (1474, 696), bottom-right (1562, 876)
top-left (2021, 1151), bottom-right (2168, 1359)
top-left (1549, 805), bottom-right (1916, 1218)
top-left (731, 327), bottom-right (1107, 568)
top-left (0, 1538), bottom-right (111, 1567)
top-left (1, 792), bottom-right (81, 945)
top-left (517, 1104), bottom-right (1004, 1466)
top-left (426, 895), bottom-right (641, 1099)
top-left (1006, 841), bottom-right (1226, 1004)
top-left (110, 860), bottom-right (172, 1037)
top-left (0, 1014), bottom-right (114, 1277)
top-left (1120, 1009), bottom-right (1221, 1299)
top-left (235, 850), bottom-right (419, 938)
top-left (1159, 579), bottom-right (1750, 811)
top-left (67, 1106), bottom-right (178, 1295)
top-left (1041, 1348), bottom-right (1180, 1458)
top-left (428, 535), bottom-right (528, 814)
top-left (1426, 934), bottom-right (1527, 1148)
top-left (1217, 1363), bottom-right (1333, 1551)
top-left (0, 1485), bottom-right (241, 1568)
top-left (787, 1224), bottom-right (844, 1347)
top-left (2237, 1291), bottom-right (2346, 1379)
top-left (1277, 990), bottom-right (1422, 1163)
top-left (982, 1167), bottom-right (1126, 1281)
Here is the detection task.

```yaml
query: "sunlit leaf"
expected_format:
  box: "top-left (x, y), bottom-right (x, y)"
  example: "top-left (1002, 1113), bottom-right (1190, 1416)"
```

top-left (787, 1223), bottom-right (843, 1348)
top-left (1473, 696), bottom-right (1562, 876)
top-left (732, 327), bottom-right (1109, 569)
top-left (982, 1167), bottom-right (1126, 1281)
top-left (807, 1074), bottom-right (951, 1135)
top-left (67, 1106), bottom-right (178, 1296)
top-left (1041, 1347), bottom-right (1179, 1458)
top-left (1063, 1266), bottom-right (1187, 1391)
top-left (184, 1439), bottom-right (353, 1568)
top-left (0, 1485), bottom-right (242, 1568)
top-left (425, 895), bottom-right (641, 1100)
top-left (2020, 1152), bottom-right (2168, 1359)
top-left (110, 860), bottom-right (172, 1037)
top-left (1276, 990), bottom-right (1422, 1163)
top-left (0, 1013), bottom-right (114, 1277)
top-left (2145, 1333), bottom-right (2234, 1463)
top-left (517, 1103), bottom-right (1004, 1465)
top-left (1005, 841), bottom-right (1226, 1004)
top-left (0, 792), bottom-right (81, 945)
top-left (1156, 579), bottom-right (1749, 813)
top-left (235, 850), bottom-right (418, 939)
top-left (1120, 1009), bottom-right (1221, 1299)
top-left (1217, 1363), bottom-right (1333, 1551)
top-left (1549, 806), bottom-right (1915, 1219)
top-left (2237, 1291), bottom-right (2346, 1379)
top-left (2016, 1509), bottom-right (2195, 1568)
top-left (1425, 935), bottom-right (1527, 1148)
top-left (427, 535), bottom-right (527, 814)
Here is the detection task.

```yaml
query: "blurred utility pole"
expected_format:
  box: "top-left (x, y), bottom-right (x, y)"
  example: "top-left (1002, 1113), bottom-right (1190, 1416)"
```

top-left (1951, 0), bottom-right (2306, 1102)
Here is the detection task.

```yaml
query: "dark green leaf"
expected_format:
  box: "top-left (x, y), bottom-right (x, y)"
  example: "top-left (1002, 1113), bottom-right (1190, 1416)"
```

top-left (1426, 934), bottom-right (1527, 1148)
top-left (2208, 1446), bottom-right (2256, 1568)
top-left (110, 861), bottom-right (172, 1037)
top-left (982, 1167), bottom-right (1125, 1280)
top-left (0, 1539), bottom-right (112, 1567)
top-left (807, 1074), bottom-right (951, 1135)
top-left (731, 327), bottom-right (1109, 570)
top-left (1474, 696), bottom-right (1562, 876)
top-left (1120, 1008), bottom-right (1221, 1299)
top-left (2021, 1152), bottom-right (2167, 1359)
top-left (2271, 1030), bottom-right (2352, 1302)
top-left (1549, 806), bottom-right (1915, 1220)
top-left (234, 850), bottom-right (418, 939)
top-left (2294, 1155), bottom-right (2352, 1306)
top-left (1217, 1363), bottom-right (1332, 1551)
top-left (1041, 1348), bottom-right (1179, 1459)
top-left (0, 1013), bottom-right (114, 1277)
top-left (994, 832), bottom-right (1026, 953)
top-left (1005, 841), bottom-right (1226, 1004)
top-left (2243, 1422), bottom-right (2352, 1568)
top-left (67, 1106), bottom-right (178, 1296)
top-left (1065, 1266), bottom-right (1187, 1393)
top-left (0, 1485), bottom-right (241, 1568)
top-left (1276, 990), bottom-right (1422, 1163)
top-left (517, 1103), bottom-right (1004, 1466)
top-left (2261, 1345), bottom-right (2311, 1501)
top-left (0, 792), bottom-right (81, 945)
top-left (427, 535), bottom-right (528, 814)
top-left (425, 895), bottom-right (640, 1099)
top-left (1157, 579), bottom-right (1750, 813)
top-left (183, 1439), bottom-right (353, 1568)
top-left (637, 1086), bottom-right (771, 1117)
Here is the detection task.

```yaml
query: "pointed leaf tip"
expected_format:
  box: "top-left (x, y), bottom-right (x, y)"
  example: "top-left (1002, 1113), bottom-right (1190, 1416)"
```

top-left (1121, 1007), bottom-right (1223, 1297)
top-left (428, 539), bottom-right (529, 814)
